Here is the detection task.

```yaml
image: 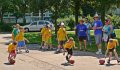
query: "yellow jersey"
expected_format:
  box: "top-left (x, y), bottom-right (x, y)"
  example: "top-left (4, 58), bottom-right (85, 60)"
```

top-left (8, 43), bottom-right (16, 53)
top-left (57, 27), bottom-right (67, 41)
top-left (15, 31), bottom-right (24, 41)
top-left (44, 28), bottom-right (52, 41)
top-left (41, 27), bottom-right (47, 41)
top-left (64, 41), bottom-right (75, 49)
top-left (41, 27), bottom-right (46, 35)
top-left (107, 39), bottom-right (119, 49)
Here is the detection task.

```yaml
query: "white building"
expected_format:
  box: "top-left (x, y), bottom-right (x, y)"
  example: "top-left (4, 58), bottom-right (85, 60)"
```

top-left (107, 5), bottom-right (120, 15)
top-left (3, 11), bottom-right (52, 23)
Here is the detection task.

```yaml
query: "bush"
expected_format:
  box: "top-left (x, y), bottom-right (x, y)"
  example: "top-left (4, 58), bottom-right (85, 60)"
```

top-left (68, 18), bottom-right (75, 31)
top-left (0, 23), bottom-right (13, 32)
top-left (0, 22), bottom-right (28, 32)
top-left (110, 15), bottom-right (120, 29)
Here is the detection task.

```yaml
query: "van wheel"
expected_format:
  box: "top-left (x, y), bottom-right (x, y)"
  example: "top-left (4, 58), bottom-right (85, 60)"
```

top-left (40, 28), bottom-right (42, 31)
top-left (25, 28), bottom-right (29, 32)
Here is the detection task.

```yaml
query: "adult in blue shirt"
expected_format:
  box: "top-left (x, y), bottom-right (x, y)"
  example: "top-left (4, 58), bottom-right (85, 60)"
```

top-left (93, 14), bottom-right (103, 54)
top-left (76, 19), bottom-right (88, 50)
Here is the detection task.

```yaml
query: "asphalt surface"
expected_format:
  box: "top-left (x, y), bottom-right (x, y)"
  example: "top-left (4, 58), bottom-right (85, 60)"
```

top-left (0, 34), bottom-right (120, 70)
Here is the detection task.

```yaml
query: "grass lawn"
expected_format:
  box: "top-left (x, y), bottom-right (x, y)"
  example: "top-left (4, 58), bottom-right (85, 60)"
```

top-left (24, 29), bottom-right (120, 54)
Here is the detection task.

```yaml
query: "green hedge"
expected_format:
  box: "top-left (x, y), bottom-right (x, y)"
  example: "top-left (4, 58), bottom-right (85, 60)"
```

top-left (0, 22), bottom-right (13, 32)
top-left (0, 22), bottom-right (28, 32)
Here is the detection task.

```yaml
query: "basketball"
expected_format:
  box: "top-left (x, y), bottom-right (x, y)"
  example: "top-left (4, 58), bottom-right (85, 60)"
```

top-left (99, 59), bottom-right (105, 65)
top-left (9, 58), bottom-right (15, 64)
top-left (70, 60), bottom-right (75, 64)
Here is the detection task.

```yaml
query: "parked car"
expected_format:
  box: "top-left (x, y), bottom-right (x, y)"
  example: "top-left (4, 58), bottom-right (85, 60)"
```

top-left (23, 20), bottom-right (54, 32)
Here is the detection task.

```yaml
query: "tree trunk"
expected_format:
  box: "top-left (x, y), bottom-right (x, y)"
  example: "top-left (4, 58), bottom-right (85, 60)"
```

top-left (100, 1), bottom-right (105, 24)
top-left (54, 5), bottom-right (58, 34)
top-left (74, 0), bottom-right (79, 25)
top-left (41, 9), bottom-right (44, 20)
top-left (0, 10), bottom-right (3, 24)
top-left (54, 17), bottom-right (57, 34)
top-left (23, 12), bottom-right (26, 24)
top-left (74, 0), bottom-right (80, 36)
top-left (15, 17), bottom-right (18, 23)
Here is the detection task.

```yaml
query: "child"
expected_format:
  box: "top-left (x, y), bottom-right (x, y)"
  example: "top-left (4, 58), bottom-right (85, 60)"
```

top-left (40, 25), bottom-right (47, 49)
top-left (12, 24), bottom-right (20, 41)
top-left (63, 37), bottom-right (77, 63)
top-left (105, 38), bottom-right (120, 64)
top-left (15, 26), bottom-right (29, 53)
top-left (56, 22), bottom-right (68, 53)
top-left (8, 41), bottom-right (17, 61)
top-left (43, 25), bottom-right (52, 50)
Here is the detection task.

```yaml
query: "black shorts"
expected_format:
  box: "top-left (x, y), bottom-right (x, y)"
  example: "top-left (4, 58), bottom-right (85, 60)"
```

top-left (65, 48), bottom-right (73, 55)
top-left (59, 41), bottom-right (65, 46)
top-left (108, 48), bottom-right (115, 52)
top-left (79, 36), bottom-right (87, 41)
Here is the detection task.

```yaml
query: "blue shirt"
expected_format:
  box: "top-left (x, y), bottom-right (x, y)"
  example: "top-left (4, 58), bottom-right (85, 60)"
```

top-left (103, 25), bottom-right (111, 35)
top-left (76, 24), bottom-right (87, 37)
top-left (93, 20), bottom-right (103, 35)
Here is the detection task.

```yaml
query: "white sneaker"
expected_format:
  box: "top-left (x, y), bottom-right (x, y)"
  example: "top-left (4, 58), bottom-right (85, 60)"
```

top-left (96, 51), bottom-right (100, 54)
top-left (96, 51), bottom-right (102, 54)
top-left (99, 51), bottom-right (102, 54)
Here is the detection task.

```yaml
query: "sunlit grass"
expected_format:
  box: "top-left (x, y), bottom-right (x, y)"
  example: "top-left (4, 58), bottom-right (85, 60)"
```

top-left (24, 29), bottom-right (120, 54)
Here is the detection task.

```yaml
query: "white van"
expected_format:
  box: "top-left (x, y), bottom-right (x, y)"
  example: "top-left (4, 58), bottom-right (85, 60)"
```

top-left (23, 20), bottom-right (54, 32)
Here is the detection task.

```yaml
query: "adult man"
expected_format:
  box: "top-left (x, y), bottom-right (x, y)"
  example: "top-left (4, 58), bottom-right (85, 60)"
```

top-left (93, 14), bottom-right (103, 54)
top-left (76, 19), bottom-right (88, 50)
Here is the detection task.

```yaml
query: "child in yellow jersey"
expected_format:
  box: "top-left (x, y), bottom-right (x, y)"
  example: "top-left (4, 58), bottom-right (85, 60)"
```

top-left (56, 23), bottom-right (68, 53)
top-left (8, 41), bottom-right (17, 61)
top-left (63, 37), bottom-right (77, 63)
top-left (16, 26), bottom-right (29, 53)
top-left (40, 26), bottom-right (47, 49)
top-left (43, 25), bottom-right (52, 50)
top-left (105, 38), bottom-right (120, 64)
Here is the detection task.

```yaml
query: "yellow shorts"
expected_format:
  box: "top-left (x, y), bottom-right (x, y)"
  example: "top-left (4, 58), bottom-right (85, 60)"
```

top-left (42, 37), bottom-right (45, 42)
top-left (45, 38), bottom-right (52, 44)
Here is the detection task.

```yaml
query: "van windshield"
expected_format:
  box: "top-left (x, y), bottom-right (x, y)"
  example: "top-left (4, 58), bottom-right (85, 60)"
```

top-left (31, 22), bottom-right (37, 25)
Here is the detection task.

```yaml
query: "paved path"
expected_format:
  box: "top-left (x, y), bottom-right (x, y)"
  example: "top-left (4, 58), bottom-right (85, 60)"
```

top-left (0, 34), bottom-right (120, 70)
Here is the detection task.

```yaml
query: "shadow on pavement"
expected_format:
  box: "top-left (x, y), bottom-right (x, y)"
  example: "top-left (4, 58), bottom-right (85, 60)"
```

top-left (105, 64), bottom-right (116, 67)
top-left (26, 44), bottom-right (40, 50)
top-left (61, 63), bottom-right (74, 66)
top-left (4, 63), bottom-right (14, 65)
top-left (26, 44), bottom-right (57, 51)
top-left (73, 51), bottom-right (105, 59)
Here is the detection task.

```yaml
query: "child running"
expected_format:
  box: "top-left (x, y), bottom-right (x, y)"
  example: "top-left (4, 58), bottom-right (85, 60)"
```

top-left (56, 22), bottom-right (68, 53)
top-left (8, 41), bottom-right (17, 62)
top-left (43, 25), bottom-right (52, 50)
top-left (105, 38), bottom-right (120, 64)
top-left (15, 26), bottom-right (29, 53)
top-left (40, 25), bottom-right (47, 49)
top-left (63, 37), bottom-right (77, 63)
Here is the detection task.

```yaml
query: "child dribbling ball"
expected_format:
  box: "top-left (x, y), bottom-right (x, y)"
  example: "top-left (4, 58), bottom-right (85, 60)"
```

top-left (63, 37), bottom-right (77, 64)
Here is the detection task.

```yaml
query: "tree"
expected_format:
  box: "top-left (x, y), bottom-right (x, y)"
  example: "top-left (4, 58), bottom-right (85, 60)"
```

top-left (30, 0), bottom-right (50, 20)
top-left (11, 0), bottom-right (30, 24)
top-left (0, 0), bottom-right (12, 23)
top-left (91, 0), bottom-right (120, 24)
top-left (49, 0), bottom-right (69, 34)
top-left (70, 0), bottom-right (80, 25)
top-left (13, 12), bottom-right (22, 23)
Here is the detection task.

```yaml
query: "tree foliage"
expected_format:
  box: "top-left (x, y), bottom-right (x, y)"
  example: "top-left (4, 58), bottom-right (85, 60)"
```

top-left (1, 0), bottom-right (120, 31)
